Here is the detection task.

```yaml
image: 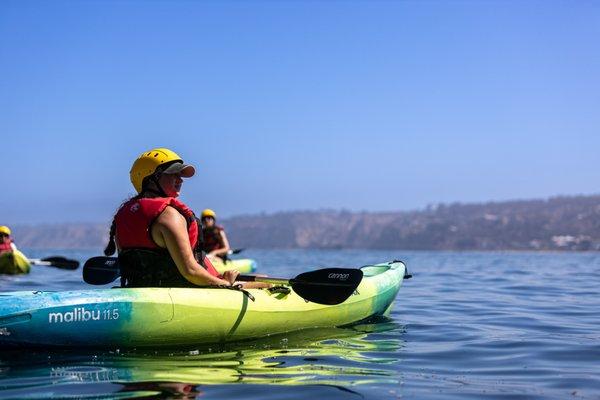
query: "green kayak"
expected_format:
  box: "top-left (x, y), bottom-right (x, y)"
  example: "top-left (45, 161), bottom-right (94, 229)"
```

top-left (208, 256), bottom-right (257, 274)
top-left (0, 249), bottom-right (31, 275)
top-left (0, 260), bottom-right (408, 348)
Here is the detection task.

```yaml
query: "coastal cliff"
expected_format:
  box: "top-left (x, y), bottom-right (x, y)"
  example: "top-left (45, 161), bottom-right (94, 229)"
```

top-left (11, 195), bottom-right (600, 251)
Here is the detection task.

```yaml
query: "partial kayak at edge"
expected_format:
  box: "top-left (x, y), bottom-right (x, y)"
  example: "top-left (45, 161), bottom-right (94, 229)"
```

top-left (0, 249), bottom-right (31, 275)
top-left (0, 260), bottom-right (409, 348)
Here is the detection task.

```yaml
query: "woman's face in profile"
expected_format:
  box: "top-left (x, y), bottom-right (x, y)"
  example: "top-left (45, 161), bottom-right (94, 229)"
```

top-left (158, 173), bottom-right (184, 197)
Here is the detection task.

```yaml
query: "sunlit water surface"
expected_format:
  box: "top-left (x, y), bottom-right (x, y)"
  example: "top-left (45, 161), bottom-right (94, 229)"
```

top-left (0, 249), bottom-right (598, 399)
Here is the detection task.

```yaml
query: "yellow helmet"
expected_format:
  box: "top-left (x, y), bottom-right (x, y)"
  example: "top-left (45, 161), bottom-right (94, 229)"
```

top-left (201, 209), bottom-right (216, 219)
top-left (129, 148), bottom-right (195, 193)
top-left (0, 226), bottom-right (11, 236)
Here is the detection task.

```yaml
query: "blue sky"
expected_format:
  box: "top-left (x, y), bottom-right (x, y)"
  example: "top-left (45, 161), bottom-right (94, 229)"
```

top-left (1, 0), bottom-right (599, 224)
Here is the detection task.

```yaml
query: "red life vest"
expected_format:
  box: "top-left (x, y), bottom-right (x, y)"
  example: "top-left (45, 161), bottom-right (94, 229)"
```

top-left (115, 197), bottom-right (219, 277)
top-left (201, 225), bottom-right (225, 253)
top-left (0, 239), bottom-right (12, 255)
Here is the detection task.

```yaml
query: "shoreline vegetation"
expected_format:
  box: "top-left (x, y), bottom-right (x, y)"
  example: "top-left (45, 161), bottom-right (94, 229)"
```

top-left (11, 194), bottom-right (600, 251)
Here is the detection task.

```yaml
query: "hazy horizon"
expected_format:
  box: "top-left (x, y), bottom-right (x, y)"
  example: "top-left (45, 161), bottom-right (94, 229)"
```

top-left (2, 1), bottom-right (599, 225)
top-left (6, 191), bottom-right (599, 226)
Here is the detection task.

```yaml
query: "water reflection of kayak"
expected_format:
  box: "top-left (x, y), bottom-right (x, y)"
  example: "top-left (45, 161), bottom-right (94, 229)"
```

top-left (0, 260), bottom-right (409, 348)
top-left (0, 318), bottom-right (403, 395)
top-left (0, 249), bottom-right (31, 275)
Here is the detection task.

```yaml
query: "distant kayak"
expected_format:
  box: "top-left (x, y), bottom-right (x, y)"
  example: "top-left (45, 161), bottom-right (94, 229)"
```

top-left (208, 256), bottom-right (257, 274)
top-left (0, 249), bottom-right (31, 275)
top-left (0, 254), bottom-right (79, 275)
top-left (0, 260), bottom-right (409, 348)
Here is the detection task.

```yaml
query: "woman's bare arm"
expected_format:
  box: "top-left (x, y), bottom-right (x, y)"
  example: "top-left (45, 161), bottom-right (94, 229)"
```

top-left (151, 206), bottom-right (235, 286)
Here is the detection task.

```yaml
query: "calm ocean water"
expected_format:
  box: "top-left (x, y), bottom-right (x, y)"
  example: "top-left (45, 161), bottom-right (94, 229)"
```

top-left (0, 249), bottom-right (599, 399)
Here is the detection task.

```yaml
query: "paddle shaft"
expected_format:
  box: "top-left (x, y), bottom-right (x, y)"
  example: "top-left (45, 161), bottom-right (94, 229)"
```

top-left (236, 275), bottom-right (363, 287)
top-left (29, 259), bottom-right (56, 266)
top-left (29, 256), bottom-right (80, 270)
top-left (83, 256), bottom-right (363, 305)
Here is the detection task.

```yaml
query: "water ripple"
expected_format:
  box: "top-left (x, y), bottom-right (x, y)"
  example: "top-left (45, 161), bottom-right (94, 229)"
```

top-left (0, 249), bottom-right (599, 399)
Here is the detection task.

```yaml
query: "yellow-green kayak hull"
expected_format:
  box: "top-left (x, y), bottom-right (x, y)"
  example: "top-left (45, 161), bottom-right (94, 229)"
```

top-left (0, 249), bottom-right (31, 275)
top-left (0, 260), bottom-right (407, 348)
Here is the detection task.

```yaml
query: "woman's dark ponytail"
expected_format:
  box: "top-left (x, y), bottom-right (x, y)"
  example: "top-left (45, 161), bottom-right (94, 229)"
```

top-left (104, 218), bottom-right (117, 256)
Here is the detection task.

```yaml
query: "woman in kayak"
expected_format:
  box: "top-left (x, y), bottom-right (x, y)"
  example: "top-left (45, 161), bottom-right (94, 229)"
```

top-left (200, 209), bottom-right (231, 261)
top-left (104, 148), bottom-right (257, 288)
top-left (0, 225), bottom-right (31, 275)
top-left (0, 226), bottom-right (17, 255)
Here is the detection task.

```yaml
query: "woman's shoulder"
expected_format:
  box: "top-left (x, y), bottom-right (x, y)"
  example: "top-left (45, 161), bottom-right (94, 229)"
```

top-left (154, 205), bottom-right (188, 230)
top-left (161, 204), bottom-right (187, 217)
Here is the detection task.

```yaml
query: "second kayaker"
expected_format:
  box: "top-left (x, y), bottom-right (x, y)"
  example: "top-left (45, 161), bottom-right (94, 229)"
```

top-left (200, 209), bottom-right (231, 261)
top-left (104, 148), bottom-right (263, 288)
top-left (0, 226), bottom-right (31, 275)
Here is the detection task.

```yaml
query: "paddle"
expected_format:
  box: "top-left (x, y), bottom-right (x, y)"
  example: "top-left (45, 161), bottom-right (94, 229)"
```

top-left (82, 257), bottom-right (120, 284)
top-left (29, 256), bottom-right (80, 270)
top-left (83, 256), bottom-right (363, 305)
top-left (221, 247), bottom-right (244, 262)
top-left (236, 268), bottom-right (363, 305)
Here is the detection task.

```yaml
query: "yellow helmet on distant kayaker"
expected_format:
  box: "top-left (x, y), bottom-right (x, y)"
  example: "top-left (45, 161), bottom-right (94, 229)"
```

top-left (201, 209), bottom-right (217, 219)
top-left (0, 226), bottom-right (11, 236)
top-left (129, 148), bottom-right (196, 193)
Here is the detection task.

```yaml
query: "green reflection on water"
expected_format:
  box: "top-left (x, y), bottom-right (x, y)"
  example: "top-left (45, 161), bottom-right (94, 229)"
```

top-left (0, 319), bottom-right (405, 399)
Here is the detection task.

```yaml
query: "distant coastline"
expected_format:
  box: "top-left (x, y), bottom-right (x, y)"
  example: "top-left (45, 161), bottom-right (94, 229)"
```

top-left (11, 194), bottom-right (600, 251)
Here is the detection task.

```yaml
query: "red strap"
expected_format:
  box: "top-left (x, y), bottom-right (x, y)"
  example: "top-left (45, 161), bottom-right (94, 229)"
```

top-left (202, 256), bottom-right (220, 277)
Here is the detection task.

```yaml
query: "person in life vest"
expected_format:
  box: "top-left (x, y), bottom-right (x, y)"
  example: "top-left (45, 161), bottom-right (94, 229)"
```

top-left (0, 226), bottom-right (17, 255)
top-left (200, 209), bottom-right (231, 261)
top-left (104, 148), bottom-right (257, 288)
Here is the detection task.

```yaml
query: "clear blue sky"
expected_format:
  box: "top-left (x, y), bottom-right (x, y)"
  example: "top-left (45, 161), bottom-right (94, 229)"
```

top-left (1, 0), bottom-right (599, 224)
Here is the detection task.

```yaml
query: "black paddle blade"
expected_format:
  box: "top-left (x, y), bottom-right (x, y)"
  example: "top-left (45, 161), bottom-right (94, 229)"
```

top-left (41, 256), bottom-right (80, 270)
top-left (291, 268), bottom-right (363, 305)
top-left (83, 256), bottom-right (121, 285)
